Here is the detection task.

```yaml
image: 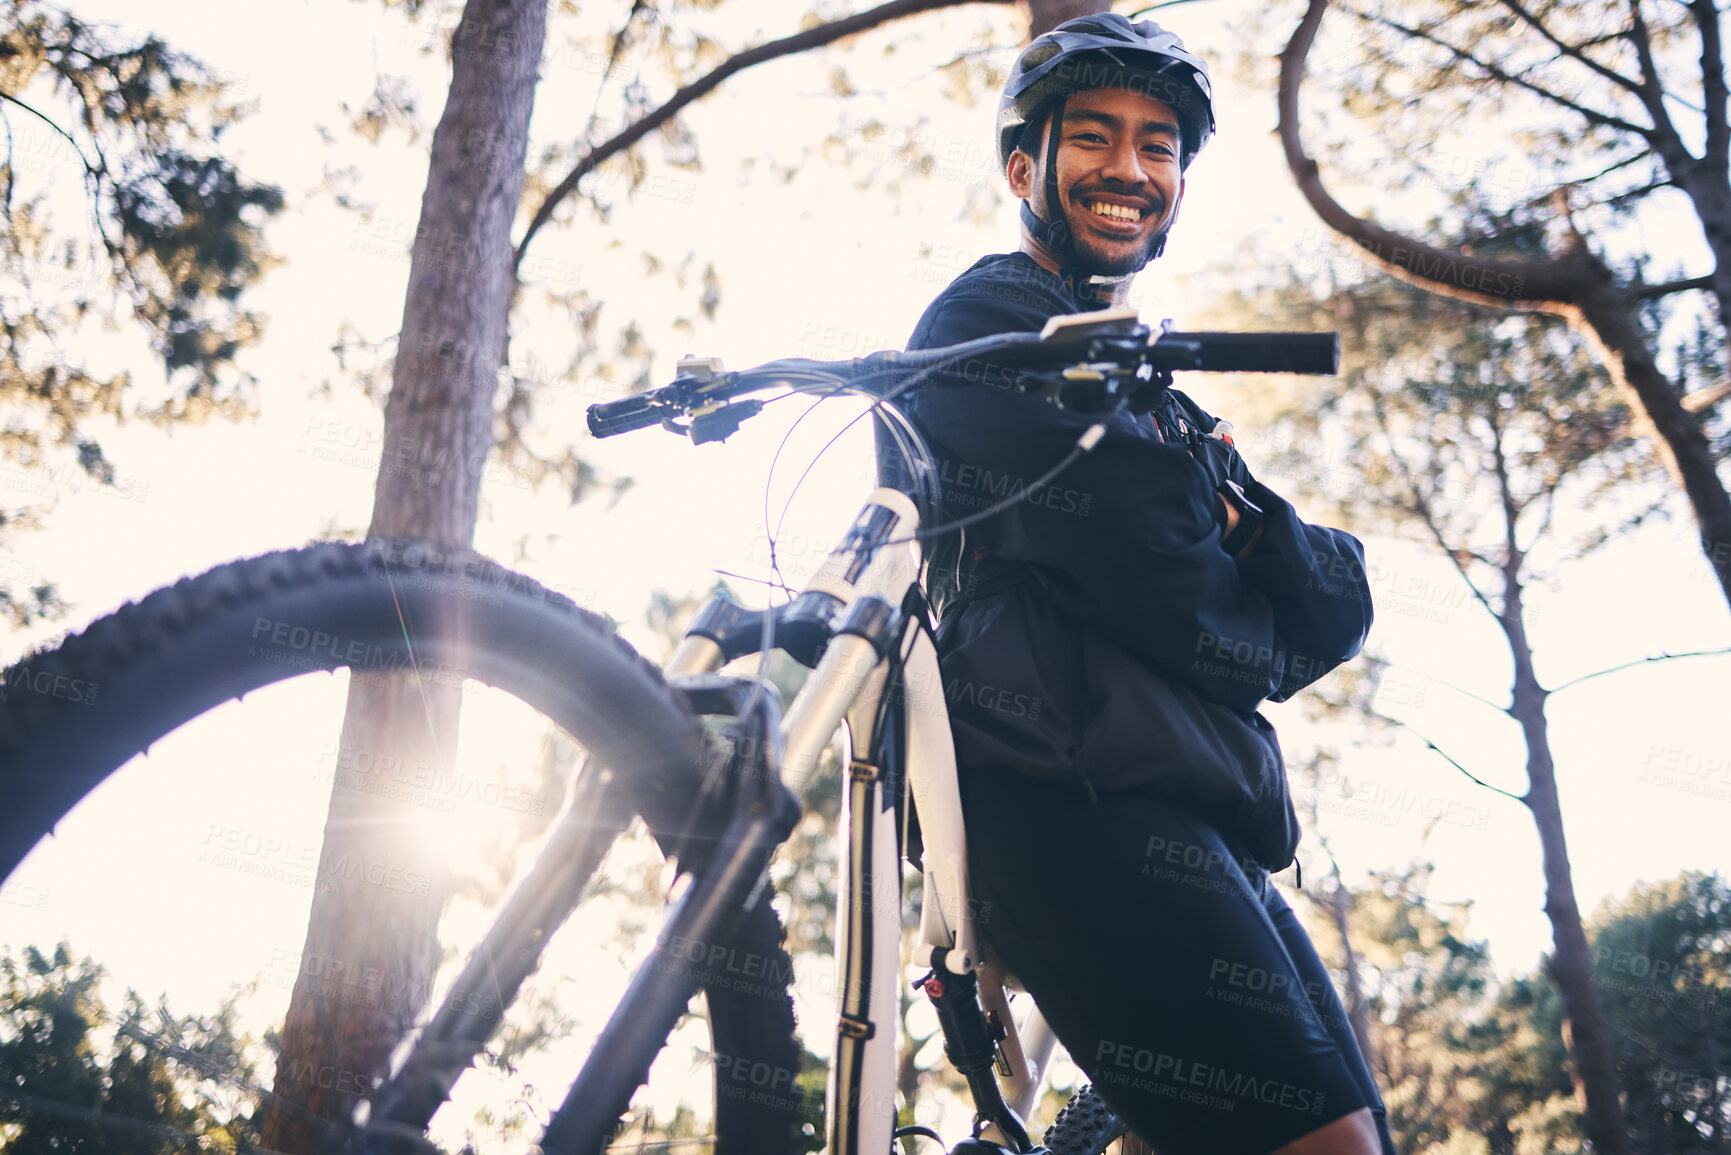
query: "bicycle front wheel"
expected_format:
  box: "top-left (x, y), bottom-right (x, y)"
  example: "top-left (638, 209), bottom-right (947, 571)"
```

top-left (0, 539), bottom-right (804, 1154)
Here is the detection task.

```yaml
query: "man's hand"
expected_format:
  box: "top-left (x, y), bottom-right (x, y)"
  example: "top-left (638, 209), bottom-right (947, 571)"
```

top-left (1218, 494), bottom-right (1264, 558)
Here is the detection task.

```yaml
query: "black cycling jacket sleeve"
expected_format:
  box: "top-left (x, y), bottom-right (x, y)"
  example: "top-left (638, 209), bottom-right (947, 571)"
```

top-left (908, 279), bottom-right (1372, 710)
top-left (1162, 391), bottom-right (1374, 701)
top-left (1231, 478), bottom-right (1373, 701)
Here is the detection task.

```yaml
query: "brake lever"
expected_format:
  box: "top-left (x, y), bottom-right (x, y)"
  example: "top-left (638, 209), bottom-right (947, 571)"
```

top-left (688, 400), bottom-right (764, 444)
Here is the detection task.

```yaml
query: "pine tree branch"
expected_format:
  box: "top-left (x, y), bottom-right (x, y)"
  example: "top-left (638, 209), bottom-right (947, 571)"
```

top-left (576, 0), bottom-right (649, 150)
top-left (1682, 378), bottom-right (1731, 413)
top-left (1338, 3), bottom-right (1651, 137)
top-left (0, 85), bottom-right (123, 285)
top-left (1626, 0), bottom-right (1694, 163)
top-left (1548, 647), bottom-right (1731, 695)
top-left (1279, 0), bottom-right (1601, 309)
top-left (0, 90), bottom-right (100, 177)
top-left (1587, 172), bottom-right (1675, 212)
top-left (1382, 662), bottom-right (1511, 715)
top-left (1570, 144), bottom-right (1658, 193)
top-left (514, 0), bottom-right (1014, 270)
top-left (1370, 392), bottom-right (1502, 624)
top-left (1493, 0), bottom-right (1648, 97)
top-left (1362, 706), bottom-right (1529, 802)
top-left (1633, 274), bottom-right (1714, 298)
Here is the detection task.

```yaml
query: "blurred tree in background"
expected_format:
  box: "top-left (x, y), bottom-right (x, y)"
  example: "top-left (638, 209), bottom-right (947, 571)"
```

top-left (1294, 867), bottom-right (1730, 1153)
top-left (0, 2), bottom-right (282, 625)
top-left (0, 942), bottom-right (264, 1152)
top-left (1271, 0), bottom-right (1731, 610)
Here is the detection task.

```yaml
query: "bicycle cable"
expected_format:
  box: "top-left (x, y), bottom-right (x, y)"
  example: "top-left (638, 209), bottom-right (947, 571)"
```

top-left (747, 374), bottom-right (938, 742)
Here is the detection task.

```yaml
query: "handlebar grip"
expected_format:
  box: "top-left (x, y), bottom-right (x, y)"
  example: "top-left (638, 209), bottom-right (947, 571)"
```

top-left (587, 393), bottom-right (665, 439)
top-left (1165, 331), bottom-right (1339, 375)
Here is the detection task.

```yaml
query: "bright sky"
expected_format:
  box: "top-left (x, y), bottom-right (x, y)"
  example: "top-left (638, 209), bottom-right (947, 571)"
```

top-left (1, 0), bottom-right (1727, 1144)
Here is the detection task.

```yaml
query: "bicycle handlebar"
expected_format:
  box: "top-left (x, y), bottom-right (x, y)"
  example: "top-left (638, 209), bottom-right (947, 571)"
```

top-left (586, 312), bottom-right (1339, 440)
top-left (585, 391), bottom-right (667, 438)
top-left (1158, 330), bottom-right (1338, 374)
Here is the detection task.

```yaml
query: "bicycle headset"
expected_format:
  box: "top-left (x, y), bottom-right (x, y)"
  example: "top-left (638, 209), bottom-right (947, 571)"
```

top-left (997, 13), bottom-right (1216, 284)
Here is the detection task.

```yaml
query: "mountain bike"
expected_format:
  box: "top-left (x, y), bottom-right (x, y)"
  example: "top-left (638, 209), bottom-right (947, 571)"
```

top-left (0, 307), bottom-right (1336, 1155)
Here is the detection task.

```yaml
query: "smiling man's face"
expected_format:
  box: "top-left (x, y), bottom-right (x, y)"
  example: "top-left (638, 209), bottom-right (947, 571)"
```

top-left (1009, 85), bottom-right (1186, 277)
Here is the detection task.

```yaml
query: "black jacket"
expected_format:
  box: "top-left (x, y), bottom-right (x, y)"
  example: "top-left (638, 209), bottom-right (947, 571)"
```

top-left (879, 253), bottom-right (1373, 868)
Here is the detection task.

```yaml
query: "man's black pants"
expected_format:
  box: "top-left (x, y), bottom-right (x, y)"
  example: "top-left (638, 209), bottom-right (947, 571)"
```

top-left (958, 765), bottom-right (1399, 1155)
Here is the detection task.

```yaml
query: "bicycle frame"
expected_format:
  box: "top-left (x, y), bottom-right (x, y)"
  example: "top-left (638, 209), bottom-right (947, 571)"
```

top-left (664, 486), bottom-right (1061, 1154)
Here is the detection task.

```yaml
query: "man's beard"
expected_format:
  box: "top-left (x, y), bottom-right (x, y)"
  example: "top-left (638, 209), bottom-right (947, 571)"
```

top-left (1059, 193), bottom-right (1171, 276)
top-left (1070, 229), bottom-right (1159, 276)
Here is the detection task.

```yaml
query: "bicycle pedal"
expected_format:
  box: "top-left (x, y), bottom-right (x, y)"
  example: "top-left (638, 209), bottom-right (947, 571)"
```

top-left (948, 1141), bottom-right (1050, 1155)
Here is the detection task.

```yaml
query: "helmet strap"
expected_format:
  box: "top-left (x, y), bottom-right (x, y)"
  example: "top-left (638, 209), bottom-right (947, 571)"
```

top-left (1020, 95), bottom-right (1105, 303)
top-left (1018, 94), bottom-right (1074, 262)
top-left (1042, 94), bottom-right (1067, 253)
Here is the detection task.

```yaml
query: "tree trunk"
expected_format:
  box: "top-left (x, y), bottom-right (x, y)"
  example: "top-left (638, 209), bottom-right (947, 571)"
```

top-left (1669, 159), bottom-right (1731, 335)
top-left (1565, 269), bottom-right (1731, 606)
top-left (258, 1), bottom-right (548, 1148)
top-left (1323, 881), bottom-right (1376, 1070)
top-left (1502, 582), bottom-right (1631, 1155)
top-left (1026, 0), bottom-right (1107, 38)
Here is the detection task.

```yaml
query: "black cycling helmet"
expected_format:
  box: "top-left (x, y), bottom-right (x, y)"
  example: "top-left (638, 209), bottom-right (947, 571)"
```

top-left (998, 13), bottom-right (1216, 276)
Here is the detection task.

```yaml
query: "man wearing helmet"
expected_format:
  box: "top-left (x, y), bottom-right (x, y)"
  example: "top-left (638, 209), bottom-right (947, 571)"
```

top-left (880, 14), bottom-right (1394, 1155)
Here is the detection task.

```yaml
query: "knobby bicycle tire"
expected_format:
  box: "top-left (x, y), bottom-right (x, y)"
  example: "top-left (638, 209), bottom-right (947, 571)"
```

top-left (1041, 1083), bottom-right (1130, 1155)
top-left (0, 539), bottom-right (804, 1155)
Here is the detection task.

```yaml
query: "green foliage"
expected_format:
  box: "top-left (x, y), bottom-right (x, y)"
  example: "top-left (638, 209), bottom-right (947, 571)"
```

top-left (1302, 869), bottom-right (1731, 1154)
top-left (0, 2), bottom-right (282, 622)
top-left (0, 942), bottom-right (262, 1152)
top-left (1590, 872), bottom-right (1731, 1152)
top-left (0, 1), bottom-right (284, 407)
top-left (1300, 862), bottom-right (1579, 1154)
